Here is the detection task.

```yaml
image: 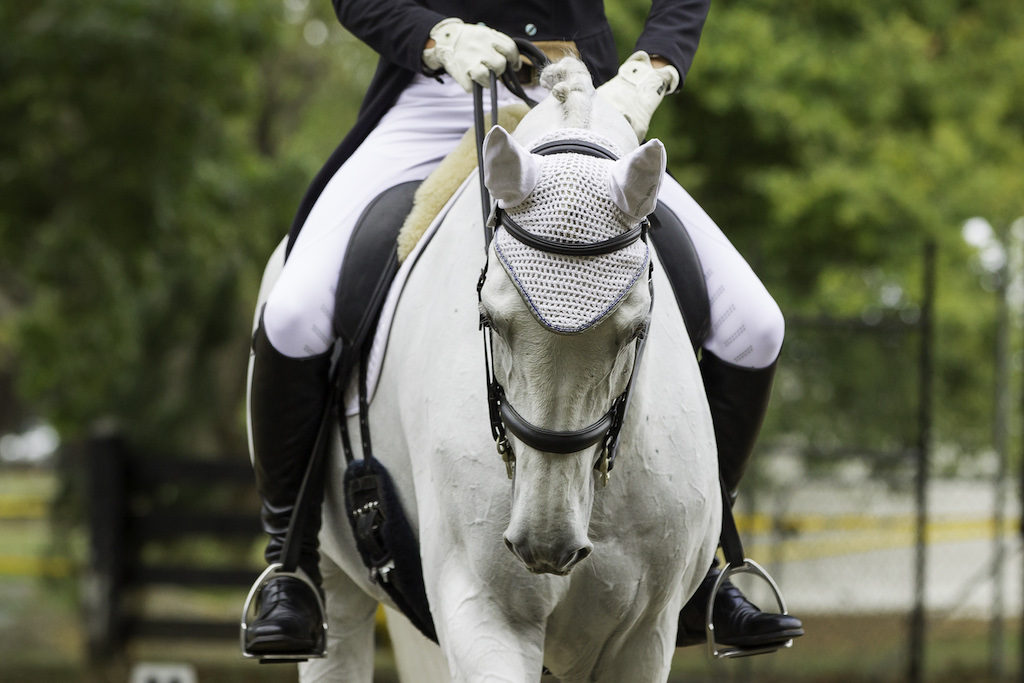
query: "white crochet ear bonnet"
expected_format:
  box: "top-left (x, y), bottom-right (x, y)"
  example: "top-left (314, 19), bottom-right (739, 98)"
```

top-left (493, 129), bottom-right (649, 333)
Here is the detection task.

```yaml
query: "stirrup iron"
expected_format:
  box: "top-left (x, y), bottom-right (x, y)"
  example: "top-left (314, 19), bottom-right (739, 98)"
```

top-left (240, 563), bottom-right (328, 662)
top-left (706, 558), bottom-right (794, 659)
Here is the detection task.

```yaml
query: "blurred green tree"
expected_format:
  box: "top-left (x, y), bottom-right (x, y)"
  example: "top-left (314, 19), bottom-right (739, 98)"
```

top-left (633, 0), bottom-right (1024, 458)
top-left (0, 0), bottom-right (372, 453)
top-left (0, 0), bottom-right (1021, 465)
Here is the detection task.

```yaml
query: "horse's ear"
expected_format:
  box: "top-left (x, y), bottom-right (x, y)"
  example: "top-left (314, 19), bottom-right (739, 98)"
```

top-left (483, 126), bottom-right (540, 209)
top-left (608, 139), bottom-right (666, 220)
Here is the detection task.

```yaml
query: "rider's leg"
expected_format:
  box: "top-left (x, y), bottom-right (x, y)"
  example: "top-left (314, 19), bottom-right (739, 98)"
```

top-left (247, 75), bottom-right (534, 653)
top-left (265, 73), bottom-right (533, 359)
top-left (245, 319), bottom-right (332, 655)
top-left (656, 177), bottom-right (803, 648)
top-left (700, 350), bottom-right (778, 500)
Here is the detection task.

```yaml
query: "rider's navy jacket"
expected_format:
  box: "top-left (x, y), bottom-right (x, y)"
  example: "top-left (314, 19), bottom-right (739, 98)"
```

top-left (285, 0), bottom-right (710, 256)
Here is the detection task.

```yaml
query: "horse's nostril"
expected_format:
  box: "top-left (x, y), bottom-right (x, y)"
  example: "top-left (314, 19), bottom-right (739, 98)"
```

top-left (506, 535), bottom-right (591, 574)
top-left (504, 535), bottom-right (531, 565)
top-left (558, 545), bottom-right (593, 572)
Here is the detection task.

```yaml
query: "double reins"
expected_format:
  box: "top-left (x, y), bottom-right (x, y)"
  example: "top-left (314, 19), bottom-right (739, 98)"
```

top-left (472, 55), bottom-right (653, 487)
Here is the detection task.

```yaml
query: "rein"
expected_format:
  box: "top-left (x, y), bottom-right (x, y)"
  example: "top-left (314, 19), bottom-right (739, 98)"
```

top-left (472, 82), bottom-right (653, 487)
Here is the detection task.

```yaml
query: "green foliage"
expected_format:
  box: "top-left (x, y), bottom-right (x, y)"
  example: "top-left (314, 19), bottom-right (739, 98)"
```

top-left (659, 0), bottom-right (1024, 282)
top-left (639, 0), bottom-right (1024, 455)
top-left (0, 0), bottom-right (1021, 462)
top-left (0, 1), bottom-right (370, 451)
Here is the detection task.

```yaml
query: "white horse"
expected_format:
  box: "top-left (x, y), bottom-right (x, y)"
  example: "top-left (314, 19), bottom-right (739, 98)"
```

top-left (252, 58), bottom-right (721, 682)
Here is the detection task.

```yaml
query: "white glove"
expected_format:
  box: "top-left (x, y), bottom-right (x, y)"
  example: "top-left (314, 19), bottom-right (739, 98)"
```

top-left (596, 51), bottom-right (680, 141)
top-left (422, 18), bottom-right (521, 92)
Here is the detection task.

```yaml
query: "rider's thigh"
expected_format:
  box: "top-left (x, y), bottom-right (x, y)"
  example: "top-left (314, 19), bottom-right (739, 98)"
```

top-left (657, 176), bottom-right (784, 369)
top-left (264, 84), bottom-right (477, 357)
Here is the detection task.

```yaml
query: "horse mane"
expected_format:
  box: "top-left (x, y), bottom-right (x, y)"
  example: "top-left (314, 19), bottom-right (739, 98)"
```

top-left (540, 57), bottom-right (594, 129)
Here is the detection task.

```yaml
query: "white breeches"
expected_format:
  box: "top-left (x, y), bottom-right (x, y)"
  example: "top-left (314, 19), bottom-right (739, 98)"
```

top-left (264, 75), bottom-right (783, 369)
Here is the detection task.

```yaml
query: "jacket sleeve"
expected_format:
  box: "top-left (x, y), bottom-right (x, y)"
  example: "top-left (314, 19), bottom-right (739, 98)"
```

top-left (634, 0), bottom-right (711, 85)
top-left (332, 0), bottom-right (446, 73)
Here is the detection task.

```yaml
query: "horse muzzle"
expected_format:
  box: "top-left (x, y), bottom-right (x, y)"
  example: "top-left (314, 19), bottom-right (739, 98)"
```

top-left (503, 533), bottom-right (594, 576)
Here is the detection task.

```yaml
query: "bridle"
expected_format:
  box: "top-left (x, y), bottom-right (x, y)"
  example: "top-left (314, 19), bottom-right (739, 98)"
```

top-left (473, 75), bottom-right (654, 486)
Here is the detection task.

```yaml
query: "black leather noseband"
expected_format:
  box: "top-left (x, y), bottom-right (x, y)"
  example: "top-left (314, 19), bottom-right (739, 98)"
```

top-left (495, 384), bottom-right (617, 455)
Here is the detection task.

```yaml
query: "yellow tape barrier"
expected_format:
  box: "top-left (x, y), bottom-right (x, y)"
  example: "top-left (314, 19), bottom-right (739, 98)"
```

top-left (735, 513), bottom-right (1019, 563)
top-left (0, 555), bottom-right (73, 578)
top-left (0, 496), bottom-right (48, 520)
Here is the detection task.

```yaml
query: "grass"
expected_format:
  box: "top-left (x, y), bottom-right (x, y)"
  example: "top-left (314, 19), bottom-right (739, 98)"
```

top-left (668, 614), bottom-right (1019, 682)
top-left (0, 605), bottom-right (1013, 682)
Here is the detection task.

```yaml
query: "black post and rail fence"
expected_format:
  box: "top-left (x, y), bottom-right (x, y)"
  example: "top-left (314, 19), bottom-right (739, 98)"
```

top-left (84, 433), bottom-right (262, 662)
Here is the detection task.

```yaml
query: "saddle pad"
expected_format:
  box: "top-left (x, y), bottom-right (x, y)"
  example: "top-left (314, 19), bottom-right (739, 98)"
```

top-left (397, 103), bottom-right (529, 262)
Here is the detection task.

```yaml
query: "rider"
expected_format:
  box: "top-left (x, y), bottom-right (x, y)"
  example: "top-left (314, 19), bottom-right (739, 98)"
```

top-left (245, 0), bottom-right (804, 657)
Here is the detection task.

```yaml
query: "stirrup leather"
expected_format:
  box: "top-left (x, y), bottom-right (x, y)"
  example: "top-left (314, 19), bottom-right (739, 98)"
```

top-left (706, 558), bottom-right (794, 659)
top-left (240, 563), bottom-right (328, 662)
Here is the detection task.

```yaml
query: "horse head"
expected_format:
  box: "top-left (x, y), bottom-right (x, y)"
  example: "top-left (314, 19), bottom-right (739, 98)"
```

top-left (478, 59), bottom-right (666, 575)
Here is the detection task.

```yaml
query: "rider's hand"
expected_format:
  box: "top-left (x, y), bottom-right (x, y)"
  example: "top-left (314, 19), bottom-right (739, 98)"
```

top-left (595, 51), bottom-right (680, 142)
top-left (422, 18), bottom-right (520, 92)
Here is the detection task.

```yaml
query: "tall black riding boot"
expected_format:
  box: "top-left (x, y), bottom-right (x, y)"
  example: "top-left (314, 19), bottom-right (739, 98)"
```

top-left (244, 320), bottom-right (332, 656)
top-left (677, 350), bottom-right (804, 648)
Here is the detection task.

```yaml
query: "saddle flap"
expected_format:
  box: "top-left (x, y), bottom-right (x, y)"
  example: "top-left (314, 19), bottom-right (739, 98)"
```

top-left (334, 180), bottom-right (422, 351)
top-left (648, 201), bottom-right (710, 350)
